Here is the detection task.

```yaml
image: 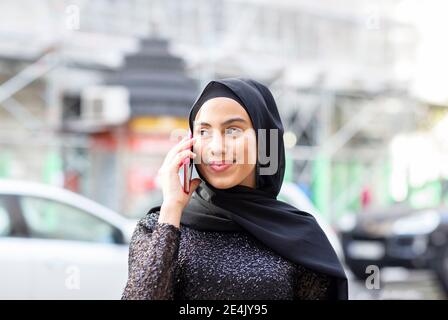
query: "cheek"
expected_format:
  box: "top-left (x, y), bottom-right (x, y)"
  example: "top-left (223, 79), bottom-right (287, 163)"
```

top-left (193, 141), bottom-right (207, 164)
top-left (235, 134), bottom-right (257, 164)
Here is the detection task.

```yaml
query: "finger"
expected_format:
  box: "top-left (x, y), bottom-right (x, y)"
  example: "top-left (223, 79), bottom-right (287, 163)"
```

top-left (171, 149), bottom-right (196, 170)
top-left (169, 136), bottom-right (198, 158)
top-left (162, 136), bottom-right (192, 167)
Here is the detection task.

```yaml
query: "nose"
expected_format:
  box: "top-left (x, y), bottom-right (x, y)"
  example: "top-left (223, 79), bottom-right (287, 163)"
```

top-left (208, 131), bottom-right (226, 157)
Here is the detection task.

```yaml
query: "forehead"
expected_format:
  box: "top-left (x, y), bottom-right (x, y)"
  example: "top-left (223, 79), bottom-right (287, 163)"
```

top-left (194, 97), bottom-right (251, 123)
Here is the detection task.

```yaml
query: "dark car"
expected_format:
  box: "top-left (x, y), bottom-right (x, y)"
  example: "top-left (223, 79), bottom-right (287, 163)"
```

top-left (339, 203), bottom-right (448, 295)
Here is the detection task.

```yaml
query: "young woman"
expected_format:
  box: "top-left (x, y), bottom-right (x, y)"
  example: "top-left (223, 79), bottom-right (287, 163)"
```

top-left (122, 78), bottom-right (348, 300)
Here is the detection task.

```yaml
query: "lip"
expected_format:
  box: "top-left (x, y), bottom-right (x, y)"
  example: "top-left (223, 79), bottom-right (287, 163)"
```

top-left (207, 161), bottom-right (234, 173)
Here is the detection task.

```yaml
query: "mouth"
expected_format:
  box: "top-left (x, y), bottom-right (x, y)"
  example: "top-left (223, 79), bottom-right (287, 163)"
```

top-left (207, 160), bottom-right (235, 173)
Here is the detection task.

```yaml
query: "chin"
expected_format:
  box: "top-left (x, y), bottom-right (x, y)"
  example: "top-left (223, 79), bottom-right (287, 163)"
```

top-left (207, 176), bottom-right (239, 189)
top-left (197, 165), bottom-right (237, 189)
top-left (209, 178), bottom-right (237, 189)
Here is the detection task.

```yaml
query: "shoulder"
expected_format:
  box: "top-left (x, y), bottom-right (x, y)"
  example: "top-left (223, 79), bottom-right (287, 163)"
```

top-left (136, 206), bottom-right (161, 232)
top-left (136, 205), bottom-right (182, 234)
top-left (128, 206), bottom-right (164, 248)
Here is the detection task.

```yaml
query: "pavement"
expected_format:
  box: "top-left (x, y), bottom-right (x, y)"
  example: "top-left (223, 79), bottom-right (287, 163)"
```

top-left (348, 268), bottom-right (446, 300)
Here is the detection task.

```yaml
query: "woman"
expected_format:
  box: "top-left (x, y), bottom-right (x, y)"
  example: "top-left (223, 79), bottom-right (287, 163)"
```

top-left (122, 78), bottom-right (348, 300)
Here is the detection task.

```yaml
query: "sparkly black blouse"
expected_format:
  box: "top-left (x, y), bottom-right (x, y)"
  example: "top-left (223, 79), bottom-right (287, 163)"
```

top-left (121, 210), bottom-right (332, 300)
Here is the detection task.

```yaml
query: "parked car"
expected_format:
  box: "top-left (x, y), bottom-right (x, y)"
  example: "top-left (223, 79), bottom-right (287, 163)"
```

top-left (0, 179), bottom-right (136, 299)
top-left (340, 203), bottom-right (448, 296)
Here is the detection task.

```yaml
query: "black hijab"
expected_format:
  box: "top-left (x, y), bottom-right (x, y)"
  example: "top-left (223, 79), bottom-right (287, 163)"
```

top-left (177, 78), bottom-right (348, 299)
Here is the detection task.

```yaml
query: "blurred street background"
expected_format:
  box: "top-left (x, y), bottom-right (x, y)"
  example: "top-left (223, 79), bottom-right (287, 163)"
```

top-left (1, 0), bottom-right (448, 299)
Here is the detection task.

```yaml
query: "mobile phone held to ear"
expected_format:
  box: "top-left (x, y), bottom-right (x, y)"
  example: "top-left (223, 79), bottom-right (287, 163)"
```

top-left (180, 157), bottom-right (193, 194)
top-left (179, 132), bottom-right (194, 194)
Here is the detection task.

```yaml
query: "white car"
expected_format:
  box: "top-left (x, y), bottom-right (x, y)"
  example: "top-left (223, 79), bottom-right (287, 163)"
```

top-left (0, 179), bottom-right (136, 300)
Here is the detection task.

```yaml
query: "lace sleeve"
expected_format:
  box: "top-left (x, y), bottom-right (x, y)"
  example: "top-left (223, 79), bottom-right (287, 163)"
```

top-left (121, 210), bottom-right (181, 300)
top-left (294, 264), bottom-right (332, 300)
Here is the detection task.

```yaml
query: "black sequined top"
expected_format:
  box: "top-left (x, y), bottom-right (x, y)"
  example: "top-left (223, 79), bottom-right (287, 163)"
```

top-left (121, 210), bottom-right (332, 300)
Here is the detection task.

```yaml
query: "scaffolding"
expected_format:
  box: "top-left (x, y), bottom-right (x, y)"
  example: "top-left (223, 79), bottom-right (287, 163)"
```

top-left (0, 0), bottom-right (429, 221)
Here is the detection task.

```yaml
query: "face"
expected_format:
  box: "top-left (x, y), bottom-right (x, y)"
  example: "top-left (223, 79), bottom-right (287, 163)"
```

top-left (193, 97), bottom-right (257, 189)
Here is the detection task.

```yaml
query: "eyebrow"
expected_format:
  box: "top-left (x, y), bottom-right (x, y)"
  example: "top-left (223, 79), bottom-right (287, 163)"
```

top-left (195, 117), bottom-right (248, 127)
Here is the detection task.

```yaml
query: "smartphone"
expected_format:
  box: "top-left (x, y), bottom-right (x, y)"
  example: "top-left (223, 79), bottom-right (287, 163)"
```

top-left (179, 132), bottom-right (194, 194)
top-left (180, 158), bottom-right (193, 194)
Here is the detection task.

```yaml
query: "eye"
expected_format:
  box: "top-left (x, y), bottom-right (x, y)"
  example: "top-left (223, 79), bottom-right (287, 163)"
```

top-left (225, 127), bottom-right (241, 137)
top-left (199, 129), bottom-right (209, 136)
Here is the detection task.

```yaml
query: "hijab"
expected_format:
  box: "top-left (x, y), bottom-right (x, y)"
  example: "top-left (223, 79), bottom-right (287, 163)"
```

top-left (166, 78), bottom-right (348, 299)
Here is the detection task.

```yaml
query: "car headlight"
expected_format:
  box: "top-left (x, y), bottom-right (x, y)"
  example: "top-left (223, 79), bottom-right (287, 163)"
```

top-left (392, 210), bottom-right (440, 236)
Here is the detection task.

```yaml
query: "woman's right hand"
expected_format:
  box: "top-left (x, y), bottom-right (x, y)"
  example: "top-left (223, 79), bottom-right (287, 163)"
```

top-left (157, 135), bottom-right (202, 227)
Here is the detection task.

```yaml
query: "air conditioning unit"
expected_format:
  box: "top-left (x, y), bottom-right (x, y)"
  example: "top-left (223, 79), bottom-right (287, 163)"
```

top-left (80, 86), bottom-right (130, 126)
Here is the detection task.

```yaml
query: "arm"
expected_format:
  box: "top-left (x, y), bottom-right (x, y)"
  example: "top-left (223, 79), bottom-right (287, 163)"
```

top-left (122, 133), bottom-right (200, 300)
top-left (121, 210), bottom-right (181, 300)
top-left (294, 264), bottom-right (332, 300)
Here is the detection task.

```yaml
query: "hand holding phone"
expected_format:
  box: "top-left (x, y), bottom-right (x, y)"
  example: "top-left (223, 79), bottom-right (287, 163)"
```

top-left (157, 132), bottom-right (202, 227)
